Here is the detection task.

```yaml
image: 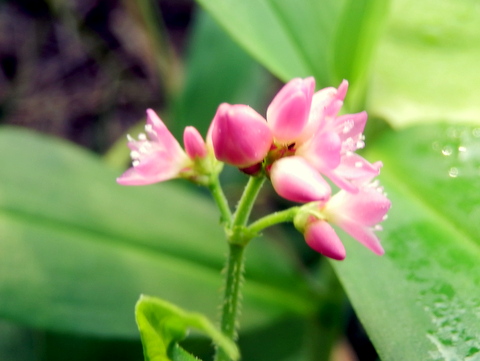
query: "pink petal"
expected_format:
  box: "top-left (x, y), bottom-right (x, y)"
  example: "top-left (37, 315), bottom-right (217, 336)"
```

top-left (270, 156), bottom-right (331, 203)
top-left (183, 126), bottom-right (207, 159)
top-left (116, 151), bottom-right (187, 185)
top-left (146, 109), bottom-right (184, 155)
top-left (212, 103), bottom-right (273, 167)
top-left (323, 80), bottom-right (349, 118)
top-left (325, 153), bottom-right (380, 192)
top-left (333, 112), bottom-right (367, 142)
top-left (304, 220), bottom-right (346, 260)
top-left (335, 219), bottom-right (385, 256)
top-left (267, 77), bottom-right (315, 143)
top-left (328, 188), bottom-right (391, 227)
top-left (297, 131), bottom-right (342, 171)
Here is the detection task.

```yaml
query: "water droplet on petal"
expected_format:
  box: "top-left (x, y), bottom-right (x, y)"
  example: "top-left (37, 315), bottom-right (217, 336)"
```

top-left (355, 161), bottom-right (363, 168)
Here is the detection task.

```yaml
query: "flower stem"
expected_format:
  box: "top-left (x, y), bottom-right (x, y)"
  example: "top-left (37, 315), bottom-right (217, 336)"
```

top-left (247, 206), bottom-right (300, 236)
top-left (208, 176), bottom-right (233, 226)
top-left (214, 243), bottom-right (245, 361)
top-left (232, 175), bottom-right (265, 229)
top-left (214, 175), bottom-right (265, 361)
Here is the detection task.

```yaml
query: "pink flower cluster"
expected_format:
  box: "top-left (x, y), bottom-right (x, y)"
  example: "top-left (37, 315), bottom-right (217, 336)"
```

top-left (210, 77), bottom-right (390, 260)
top-left (117, 77), bottom-right (391, 260)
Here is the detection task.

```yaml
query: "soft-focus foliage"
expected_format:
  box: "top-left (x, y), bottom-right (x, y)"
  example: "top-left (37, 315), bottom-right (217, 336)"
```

top-left (1, 0), bottom-right (480, 360)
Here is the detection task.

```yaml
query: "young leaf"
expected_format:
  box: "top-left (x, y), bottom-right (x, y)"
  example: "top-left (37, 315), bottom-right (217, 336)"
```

top-left (136, 295), bottom-right (238, 361)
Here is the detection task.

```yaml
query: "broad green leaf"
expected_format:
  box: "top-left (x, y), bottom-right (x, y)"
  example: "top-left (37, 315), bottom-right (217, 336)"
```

top-left (368, 0), bottom-right (480, 127)
top-left (0, 127), bottom-right (314, 337)
top-left (135, 295), bottom-right (238, 361)
top-left (194, 0), bottom-right (345, 85)
top-left (170, 9), bottom-right (270, 139)
top-left (332, 124), bottom-right (480, 360)
top-left (332, 0), bottom-right (390, 111)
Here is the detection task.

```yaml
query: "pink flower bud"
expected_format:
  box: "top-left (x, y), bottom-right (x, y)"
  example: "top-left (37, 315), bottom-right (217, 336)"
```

top-left (183, 126), bottom-right (207, 159)
top-left (267, 77), bottom-right (315, 143)
top-left (304, 220), bottom-right (346, 260)
top-left (211, 103), bottom-right (273, 167)
top-left (270, 156), bottom-right (331, 203)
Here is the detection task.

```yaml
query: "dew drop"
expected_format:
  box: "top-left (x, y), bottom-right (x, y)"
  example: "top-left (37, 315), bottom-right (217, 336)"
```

top-left (473, 128), bottom-right (480, 138)
top-left (448, 167), bottom-right (459, 178)
top-left (442, 146), bottom-right (453, 156)
top-left (355, 161), bottom-right (363, 168)
top-left (458, 146), bottom-right (467, 153)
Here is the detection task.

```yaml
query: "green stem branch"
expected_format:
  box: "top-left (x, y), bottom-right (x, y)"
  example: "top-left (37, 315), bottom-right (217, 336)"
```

top-left (247, 206), bottom-right (300, 236)
top-left (232, 176), bottom-right (265, 228)
top-left (208, 176), bottom-right (233, 226)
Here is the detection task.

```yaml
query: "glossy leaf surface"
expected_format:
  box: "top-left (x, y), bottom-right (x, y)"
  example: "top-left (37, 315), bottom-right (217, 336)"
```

top-left (368, 0), bottom-right (480, 127)
top-left (333, 124), bottom-right (480, 361)
top-left (194, 0), bottom-right (345, 85)
top-left (0, 127), bottom-right (313, 337)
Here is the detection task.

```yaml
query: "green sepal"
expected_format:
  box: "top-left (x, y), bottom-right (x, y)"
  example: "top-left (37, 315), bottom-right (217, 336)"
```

top-left (135, 295), bottom-right (239, 361)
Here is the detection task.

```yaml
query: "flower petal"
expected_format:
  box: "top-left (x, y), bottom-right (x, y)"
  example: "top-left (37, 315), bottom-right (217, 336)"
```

top-left (324, 153), bottom-right (380, 192)
top-left (304, 220), bottom-right (346, 260)
top-left (334, 219), bottom-right (385, 256)
top-left (270, 156), bottom-right (331, 203)
top-left (327, 188), bottom-right (391, 226)
top-left (297, 131), bottom-right (342, 171)
top-left (333, 111), bottom-right (367, 143)
top-left (117, 151), bottom-right (187, 185)
top-left (267, 77), bottom-right (315, 143)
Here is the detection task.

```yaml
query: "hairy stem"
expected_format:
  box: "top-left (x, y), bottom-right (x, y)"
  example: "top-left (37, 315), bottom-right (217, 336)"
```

top-left (215, 243), bottom-right (245, 361)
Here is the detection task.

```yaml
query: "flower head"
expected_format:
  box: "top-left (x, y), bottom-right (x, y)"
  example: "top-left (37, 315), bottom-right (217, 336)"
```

top-left (117, 109), bottom-right (215, 186)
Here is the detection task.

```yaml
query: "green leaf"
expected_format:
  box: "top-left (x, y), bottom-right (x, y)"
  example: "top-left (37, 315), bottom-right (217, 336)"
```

top-left (332, 0), bottom-right (390, 110)
top-left (368, 0), bottom-right (480, 127)
top-left (332, 124), bottom-right (480, 360)
top-left (0, 127), bottom-right (314, 337)
top-left (135, 295), bottom-right (238, 361)
top-left (194, 0), bottom-right (345, 85)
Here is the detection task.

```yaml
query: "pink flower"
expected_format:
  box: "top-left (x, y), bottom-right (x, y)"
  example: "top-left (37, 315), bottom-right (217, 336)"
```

top-left (270, 156), bottom-right (331, 203)
top-left (117, 109), bottom-right (209, 186)
top-left (297, 100), bottom-right (378, 192)
top-left (210, 77), bottom-right (380, 201)
top-left (322, 173), bottom-right (391, 255)
top-left (211, 103), bottom-right (273, 168)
